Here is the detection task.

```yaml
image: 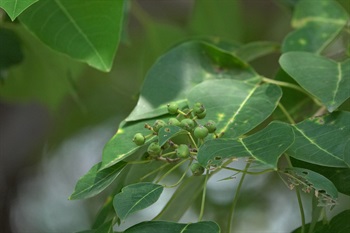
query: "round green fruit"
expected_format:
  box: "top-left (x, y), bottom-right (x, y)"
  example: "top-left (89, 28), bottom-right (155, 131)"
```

top-left (194, 126), bottom-right (209, 139)
top-left (193, 102), bottom-right (205, 114)
top-left (147, 142), bottom-right (161, 157)
top-left (176, 144), bottom-right (190, 158)
top-left (180, 118), bottom-right (195, 131)
top-left (195, 109), bottom-right (207, 119)
top-left (191, 163), bottom-right (205, 176)
top-left (153, 120), bottom-right (166, 133)
top-left (133, 133), bottom-right (145, 146)
top-left (168, 118), bottom-right (181, 126)
top-left (204, 120), bottom-right (217, 133)
top-left (167, 102), bottom-right (179, 115)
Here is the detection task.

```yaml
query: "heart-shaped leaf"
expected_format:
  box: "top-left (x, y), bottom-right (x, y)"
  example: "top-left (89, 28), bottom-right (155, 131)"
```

top-left (124, 221), bottom-right (220, 233)
top-left (0, 0), bottom-right (39, 21)
top-left (69, 161), bottom-right (126, 200)
top-left (287, 111), bottom-right (350, 168)
top-left (126, 41), bottom-right (260, 122)
top-left (19, 0), bottom-right (125, 71)
top-left (187, 79), bottom-right (282, 139)
top-left (197, 121), bottom-right (294, 169)
top-left (280, 52), bottom-right (350, 112)
top-left (282, 0), bottom-right (348, 53)
top-left (113, 182), bottom-right (163, 221)
top-left (157, 125), bottom-right (188, 147)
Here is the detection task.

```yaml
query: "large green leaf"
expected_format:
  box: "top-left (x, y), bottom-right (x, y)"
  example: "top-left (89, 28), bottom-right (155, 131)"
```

top-left (113, 182), bottom-right (163, 221)
top-left (287, 111), bottom-right (350, 167)
top-left (0, 0), bottom-right (38, 20)
top-left (234, 41), bottom-right (280, 62)
top-left (69, 161), bottom-right (126, 200)
top-left (124, 221), bottom-right (220, 233)
top-left (280, 52), bottom-right (350, 112)
top-left (187, 79), bottom-right (282, 139)
top-left (125, 41), bottom-right (260, 122)
top-left (197, 121), bottom-right (294, 169)
top-left (282, 0), bottom-right (349, 53)
top-left (157, 125), bottom-right (188, 147)
top-left (19, 0), bottom-right (125, 71)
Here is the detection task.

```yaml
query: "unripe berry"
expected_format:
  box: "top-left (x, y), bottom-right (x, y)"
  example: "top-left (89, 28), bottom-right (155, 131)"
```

top-left (176, 144), bottom-right (190, 158)
top-left (147, 142), bottom-right (161, 157)
top-left (168, 118), bottom-right (181, 126)
top-left (180, 119), bottom-right (195, 131)
top-left (193, 102), bottom-right (205, 114)
top-left (191, 163), bottom-right (205, 176)
top-left (153, 120), bottom-right (166, 133)
top-left (195, 109), bottom-right (207, 119)
top-left (194, 126), bottom-right (209, 139)
top-left (204, 120), bottom-right (216, 133)
top-left (167, 102), bottom-right (179, 115)
top-left (133, 133), bottom-right (145, 146)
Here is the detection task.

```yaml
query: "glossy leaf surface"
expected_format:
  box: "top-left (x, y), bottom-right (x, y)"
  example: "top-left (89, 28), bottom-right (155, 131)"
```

top-left (187, 79), bottom-right (282, 139)
top-left (69, 161), bottom-right (126, 200)
top-left (280, 52), bottom-right (350, 112)
top-left (282, 0), bottom-right (348, 53)
top-left (113, 182), bottom-right (163, 221)
top-left (0, 0), bottom-right (38, 20)
top-left (197, 121), bottom-right (294, 169)
top-left (287, 111), bottom-right (350, 167)
top-left (124, 221), bottom-right (220, 233)
top-left (19, 0), bottom-right (125, 71)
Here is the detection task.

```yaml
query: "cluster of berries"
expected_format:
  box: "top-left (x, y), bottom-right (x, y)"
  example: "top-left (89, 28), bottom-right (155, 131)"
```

top-left (132, 102), bottom-right (217, 176)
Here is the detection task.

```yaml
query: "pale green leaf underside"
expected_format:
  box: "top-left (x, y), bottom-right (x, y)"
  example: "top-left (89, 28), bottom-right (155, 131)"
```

top-left (124, 221), bottom-right (220, 233)
top-left (0, 0), bottom-right (38, 20)
top-left (282, 0), bottom-right (348, 53)
top-left (287, 111), bottom-right (350, 167)
top-left (197, 121), bottom-right (294, 169)
top-left (113, 182), bottom-right (163, 221)
top-left (69, 161), bottom-right (126, 200)
top-left (19, 0), bottom-right (125, 71)
top-left (280, 52), bottom-right (350, 112)
top-left (187, 79), bottom-right (282, 139)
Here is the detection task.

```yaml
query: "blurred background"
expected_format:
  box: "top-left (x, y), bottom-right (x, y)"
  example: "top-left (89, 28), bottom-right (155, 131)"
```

top-left (1, 0), bottom-right (349, 232)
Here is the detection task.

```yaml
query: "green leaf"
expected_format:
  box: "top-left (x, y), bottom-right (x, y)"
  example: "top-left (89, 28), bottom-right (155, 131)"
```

top-left (282, 0), bottom-right (349, 53)
top-left (284, 167), bottom-right (338, 205)
top-left (75, 218), bottom-right (115, 233)
top-left (187, 79), bottom-right (282, 139)
top-left (125, 41), bottom-right (259, 122)
top-left (157, 125), bottom-right (188, 147)
top-left (113, 182), bottom-right (163, 221)
top-left (69, 161), bottom-right (126, 200)
top-left (0, 0), bottom-right (38, 21)
top-left (197, 121), bottom-right (294, 169)
top-left (19, 0), bottom-right (125, 71)
top-left (287, 111), bottom-right (350, 167)
top-left (234, 41), bottom-right (280, 62)
top-left (280, 52), bottom-right (350, 112)
top-left (0, 28), bottom-right (23, 70)
top-left (124, 221), bottom-right (220, 233)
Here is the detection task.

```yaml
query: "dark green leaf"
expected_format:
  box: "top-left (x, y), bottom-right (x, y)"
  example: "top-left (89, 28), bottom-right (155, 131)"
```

top-left (287, 111), bottom-right (350, 167)
top-left (69, 161), bottom-right (126, 200)
top-left (125, 41), bottom-right (259, 122)
top-left (19, 0), bottom-right (125, 71)
top-left (282, 0), bottom-right (349, 53)
top-left (158, 125), bottom-right (188, 147)
top-left (113, 182), bottom-right (163, 221)
top-left (234, 41), bottom-right (280, 62)
top-left (187, 79), bottom-right (282, 139)
top-left (0, 0), bottom-right (38, 20)
top-left (280, 52), bottom-right (350, 112)
top-left (197, 121), bottom-right (294, 169)
top-left (0, 28), bottom-right (23, 70)
top-left (124, 221), bottom-right (220, 233)
top-left (75, 218), bottom-right (115, 233)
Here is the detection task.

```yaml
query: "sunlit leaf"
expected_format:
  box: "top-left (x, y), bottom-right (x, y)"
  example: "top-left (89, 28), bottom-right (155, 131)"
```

top-left (187, 79), bottom-right (282, 139)
top-left (0, 0), bottom-right (38, 20)
top-left (286, 111), bottom-right (350, 167)
top-left (280, 52), bottom-right (350, 112)
top-left (19, 0), bottom-right (125, 71)
top-left (124, 221), bottom-right (220, 233)
top-left (282, 0), bottom-right (349, 53)
top-left (113, 182), bottom-right (163, 221)
top-left (197, 121), bottom-right (294, 169)
top-left (69, 161), bottom-right (126, 200)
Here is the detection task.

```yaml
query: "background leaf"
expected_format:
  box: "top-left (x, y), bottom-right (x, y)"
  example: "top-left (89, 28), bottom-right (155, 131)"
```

top-left (124, 221), bottom-right (220, 233)
top-left (157, 125), bottom-right (188, 147)
top-left (234, 41), bottom-right (280, 62)
top-left (280, 52), bottom-right (350, 112)
top-left (113, 182), bottom-right (163, 221)
top-left (69, 161), bottom-right (126, 200)
top-left (187, 79), bottom-right (282, 139)
top-left (197, 121), bottom-right (294, 169)
top-left (0, 0), bottom-right (38, 21)
top-left (0, 28), bottom-right (23, 71)
top-left (282, 0), bottom-right (349, 53)
top-left (286, 111), bottom-right (350, 168)
top-left (19, 0), bottom-right (125, 71)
